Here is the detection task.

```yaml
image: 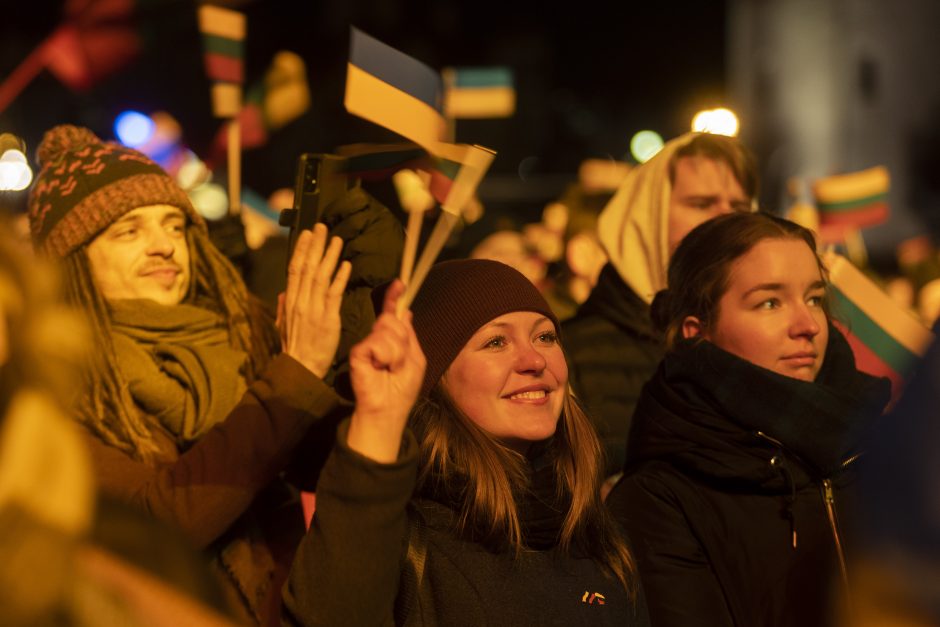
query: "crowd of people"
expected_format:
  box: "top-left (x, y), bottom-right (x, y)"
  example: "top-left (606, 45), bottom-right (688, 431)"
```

top-left (0, 121), bottom-right (937, 627)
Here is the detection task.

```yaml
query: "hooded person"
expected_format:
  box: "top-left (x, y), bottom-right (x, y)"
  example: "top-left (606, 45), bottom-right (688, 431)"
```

top-left (26, 124), bottom-right (357, 626)
top-left (562, 132), bottom-right (758, 474)
top-left (284, 259), bottom-right (649, 627)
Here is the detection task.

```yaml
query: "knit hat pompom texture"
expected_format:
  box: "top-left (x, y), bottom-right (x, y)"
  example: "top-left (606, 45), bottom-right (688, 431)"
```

top-left (28, 124), bottom-right (203, 257)
top-left (410, 259), bottom-right (559, 396)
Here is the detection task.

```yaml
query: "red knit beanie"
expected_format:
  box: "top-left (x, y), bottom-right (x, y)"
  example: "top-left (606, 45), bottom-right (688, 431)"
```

top-left (27, 125), bottom-right (204, 257)
top-left (410, 259), bottom-right (559, 396)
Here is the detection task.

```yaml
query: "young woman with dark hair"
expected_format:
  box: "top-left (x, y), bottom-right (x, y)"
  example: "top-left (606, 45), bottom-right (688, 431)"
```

top-left (285, 259), bottom-right (649, 627)
top-left (606, 212), bottom-right (890, 627)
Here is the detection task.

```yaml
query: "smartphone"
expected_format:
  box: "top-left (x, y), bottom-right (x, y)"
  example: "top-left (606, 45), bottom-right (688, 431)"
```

top-left (279, 153), bottom-right (356, 265)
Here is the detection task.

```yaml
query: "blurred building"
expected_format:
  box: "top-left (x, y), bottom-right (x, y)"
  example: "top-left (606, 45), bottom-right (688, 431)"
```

top-left (729, 0), bottom-right (940, 263)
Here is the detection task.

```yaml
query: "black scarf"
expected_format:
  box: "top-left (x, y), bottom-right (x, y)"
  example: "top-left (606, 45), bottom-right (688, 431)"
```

top-left (626, 324), bottom-right (891, 485)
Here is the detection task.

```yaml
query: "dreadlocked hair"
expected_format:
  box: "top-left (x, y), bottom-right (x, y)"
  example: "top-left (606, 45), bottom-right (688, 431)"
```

top-left (187, 227), bottom-right (278, 381)
top-left (63, 250), bottom-right (161, 462)
top-left (62, 226), bottom-right (278, 463)
top-left (410, 384), bottom-right (637, 596)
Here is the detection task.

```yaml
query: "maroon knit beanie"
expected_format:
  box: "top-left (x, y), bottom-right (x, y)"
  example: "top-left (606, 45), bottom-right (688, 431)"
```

top-left (27, 125), bottom-right (204, 257)
top-left (410, 259), bottom-right (559, 396)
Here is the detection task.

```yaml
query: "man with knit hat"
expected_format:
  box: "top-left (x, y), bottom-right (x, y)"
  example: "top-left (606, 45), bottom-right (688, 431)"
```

top-left (563, 132), bottom-right (758, 475)
top-left (27, 124), bottom-right (355, 626)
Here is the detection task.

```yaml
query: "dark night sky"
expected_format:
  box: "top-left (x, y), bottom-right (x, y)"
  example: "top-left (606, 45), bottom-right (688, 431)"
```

top-left (1, 0), bottom-right (727, 197)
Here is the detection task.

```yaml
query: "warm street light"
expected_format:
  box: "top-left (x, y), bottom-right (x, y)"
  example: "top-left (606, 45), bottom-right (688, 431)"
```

top-left (0, 133), bottom-right (32, 191)
top-left (691, 107), bottom-right (740, 137)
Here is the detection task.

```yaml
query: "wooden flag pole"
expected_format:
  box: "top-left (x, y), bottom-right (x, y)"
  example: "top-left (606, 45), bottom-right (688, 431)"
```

top-left (400, 209), bottom-right (424, 284)
top-left (393, 168), bottom-right (432, 285)
top-left (397, 210), bottom-right (460, 317)
top-left (227, 118), bottom-right (241, 215)
top-left (395, 144), bottom-right (496, 317)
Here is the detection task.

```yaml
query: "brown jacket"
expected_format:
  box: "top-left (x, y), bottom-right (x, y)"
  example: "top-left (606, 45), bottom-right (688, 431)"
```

top-left (86, 354), bottom-right (350, 626)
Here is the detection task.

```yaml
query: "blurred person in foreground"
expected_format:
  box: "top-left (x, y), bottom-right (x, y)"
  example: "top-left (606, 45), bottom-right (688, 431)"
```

top-left (563, 132), bottom-right (758, 475)
top-left (607, 212), bottom-right (890, 626)
top-left (284, 260), bottom-right (648, 626)
top-left (26, 124), bottom-right (366, 626)
top-left (0, 233), bottom-right (240, 626)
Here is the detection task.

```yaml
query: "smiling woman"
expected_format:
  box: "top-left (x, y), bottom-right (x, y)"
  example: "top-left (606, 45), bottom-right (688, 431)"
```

top-left (606, 212), bottom-right (892, 627)
top-left (284, 259), bottom-right (650, 627)
top-left (441, 310), bottom-right (567, 451)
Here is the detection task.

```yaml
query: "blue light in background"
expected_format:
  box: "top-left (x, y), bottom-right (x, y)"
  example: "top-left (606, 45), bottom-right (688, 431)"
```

top-left (114, 111), bottom-right (155, 147)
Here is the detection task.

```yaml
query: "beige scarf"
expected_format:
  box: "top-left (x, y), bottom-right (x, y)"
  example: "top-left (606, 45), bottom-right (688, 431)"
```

top-left (109, 300), bottom-right (248, 446)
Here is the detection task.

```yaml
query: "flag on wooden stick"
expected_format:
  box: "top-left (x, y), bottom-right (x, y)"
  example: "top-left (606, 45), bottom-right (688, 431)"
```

top-left (342, 28), bottom-right (496, 310)
top-left (335, 142), bottom-right (487, 211)
top-left (397, 144), bottom-right (495, 314)
top-left (824, 250), bottom-right (934, 400)
top-left (198, 4), bottom-right (246, 216)
top-left (198, 4), bottom-right (246, 118)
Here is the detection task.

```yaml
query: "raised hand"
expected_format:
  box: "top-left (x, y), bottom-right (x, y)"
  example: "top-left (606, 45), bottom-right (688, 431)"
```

top-left (277, 223), bottom-right (351, 378)
top-left (346, 280), bottom-right (426, 463)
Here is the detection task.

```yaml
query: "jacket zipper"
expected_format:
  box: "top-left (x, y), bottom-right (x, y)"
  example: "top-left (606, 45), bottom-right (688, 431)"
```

top-left (822, 478), bottom-right (850, 599)
top-left (755, 431), bottom-right (859, 576)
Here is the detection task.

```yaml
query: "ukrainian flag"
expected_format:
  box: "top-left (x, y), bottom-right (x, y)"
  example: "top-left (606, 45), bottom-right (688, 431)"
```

top-left (443, 67), bottom-right (516, 119)
top-left (345, 28), bottom-right (446, 152)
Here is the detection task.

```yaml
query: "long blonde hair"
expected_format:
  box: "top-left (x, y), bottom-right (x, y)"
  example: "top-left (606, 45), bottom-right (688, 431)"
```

top-left (410, 383), bottom-right (637, 593)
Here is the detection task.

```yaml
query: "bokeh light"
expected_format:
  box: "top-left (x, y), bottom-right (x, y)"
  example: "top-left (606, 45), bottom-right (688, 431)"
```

top-left (0, 149), bottom-right (33, 191)
top-left (189, 182), bottom-right (229, 221)
top-left (691, 107), bottom-right (740, 137)
top-left (630, 130), bottom-right (664, 163)
top-left (114, 111), bottom-right (155, 148)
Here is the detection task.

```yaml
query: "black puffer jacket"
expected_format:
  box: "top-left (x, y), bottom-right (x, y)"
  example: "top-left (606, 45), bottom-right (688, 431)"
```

top-left (562, 264), bottom-right (664, 474)
top-left (606, 327), bottom-right (890, 627)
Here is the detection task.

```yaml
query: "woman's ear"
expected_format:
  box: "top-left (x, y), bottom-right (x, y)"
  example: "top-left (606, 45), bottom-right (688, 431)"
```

top-left (681, 316), bottom-right (704, 339)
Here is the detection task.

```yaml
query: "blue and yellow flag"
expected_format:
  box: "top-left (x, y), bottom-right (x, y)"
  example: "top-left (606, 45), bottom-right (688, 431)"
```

top-left (443, 67), bottom-right (515, 119)
top-left (345, 28), bottom-right (445, 151)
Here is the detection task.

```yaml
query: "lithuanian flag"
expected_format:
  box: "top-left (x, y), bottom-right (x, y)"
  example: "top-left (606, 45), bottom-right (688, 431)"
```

top-left (336, 143), bottom-right (426, 181)
top-left (197, 4), bottom-right (245, 117)
top-left (335, 142), bottom-right (490, 213)
top-left (433, 144), bottom-right (494, 216)
top-left (824, 251), bottom-right (934, 399)
top-left (813, 166), bottom-right (890, 236)
top-left (345, 28), bottom-right (445, 152)
top-left (443, 67), bottom-right (516, 119)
